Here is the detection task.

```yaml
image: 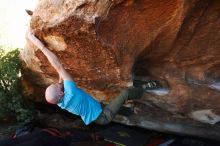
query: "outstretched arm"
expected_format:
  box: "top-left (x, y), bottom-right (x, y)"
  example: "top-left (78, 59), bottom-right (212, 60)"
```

top-left (27, 29), bottom-right (72, 81)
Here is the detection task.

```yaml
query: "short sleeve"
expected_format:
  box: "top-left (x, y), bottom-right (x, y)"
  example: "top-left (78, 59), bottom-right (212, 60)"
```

top-left (64, 80), bottom-right (77, 95)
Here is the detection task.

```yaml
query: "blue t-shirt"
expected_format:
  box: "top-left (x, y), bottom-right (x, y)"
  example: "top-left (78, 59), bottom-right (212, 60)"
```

top-left (57, 80), bottom-right (102, 125)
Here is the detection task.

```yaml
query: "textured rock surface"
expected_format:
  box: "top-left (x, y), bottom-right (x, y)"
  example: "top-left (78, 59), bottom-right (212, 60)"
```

top-left (22, 0), bottom-right (220, 138)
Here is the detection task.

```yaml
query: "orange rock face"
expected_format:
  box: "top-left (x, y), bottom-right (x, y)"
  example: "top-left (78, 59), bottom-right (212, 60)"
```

top-left (22, 0), bottom-right (220, 137)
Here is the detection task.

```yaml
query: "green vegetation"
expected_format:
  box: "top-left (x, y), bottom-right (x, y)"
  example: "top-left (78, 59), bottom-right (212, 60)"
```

top-left (0, 47), bottom-right (34, 123)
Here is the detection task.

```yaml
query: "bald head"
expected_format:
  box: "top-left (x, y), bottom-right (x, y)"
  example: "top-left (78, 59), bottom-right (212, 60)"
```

top-left (45, 83), bottom-right (64, 104)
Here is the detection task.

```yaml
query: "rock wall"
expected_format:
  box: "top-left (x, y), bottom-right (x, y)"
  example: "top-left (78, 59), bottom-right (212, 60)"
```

top-left (21, 0), bottom-right (220, 139)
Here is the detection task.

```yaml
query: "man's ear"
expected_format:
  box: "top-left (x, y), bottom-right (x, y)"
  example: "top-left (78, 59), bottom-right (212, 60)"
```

top-left (59, 92), bottom-right (64, 96)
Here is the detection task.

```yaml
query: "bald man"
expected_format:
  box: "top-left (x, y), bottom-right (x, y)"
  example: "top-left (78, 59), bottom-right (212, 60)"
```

top-left (27, 29), bottom-right (145, 125)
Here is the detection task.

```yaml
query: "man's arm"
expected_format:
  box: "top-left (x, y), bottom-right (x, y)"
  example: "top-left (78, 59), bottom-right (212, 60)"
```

top-left (27, 29), bottom-right (72, 81)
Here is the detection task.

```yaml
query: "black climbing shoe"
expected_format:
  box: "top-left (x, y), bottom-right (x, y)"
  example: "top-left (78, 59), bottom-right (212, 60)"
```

top-left (134, 79), bottom-right (170, 95)
top-left (142, 81), bottom-right (161, 90)
top-left (133, 80), bottom-right (161, 90)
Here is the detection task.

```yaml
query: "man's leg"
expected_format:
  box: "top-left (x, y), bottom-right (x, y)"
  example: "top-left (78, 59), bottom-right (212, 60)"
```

top-left (95, 87), bottom-right (144, 125)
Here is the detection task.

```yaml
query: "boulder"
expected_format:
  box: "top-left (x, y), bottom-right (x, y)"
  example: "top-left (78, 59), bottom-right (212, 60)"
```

top-left (21, 0), bottom-right (220, 139)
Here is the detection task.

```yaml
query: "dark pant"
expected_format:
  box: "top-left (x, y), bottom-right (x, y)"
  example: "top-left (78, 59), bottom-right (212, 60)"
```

top-left (94, 87), bottom-right (144, 125)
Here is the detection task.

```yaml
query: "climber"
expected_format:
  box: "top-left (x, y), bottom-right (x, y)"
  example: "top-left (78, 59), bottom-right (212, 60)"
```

top-left (27, 29), bottom-right (156, 125)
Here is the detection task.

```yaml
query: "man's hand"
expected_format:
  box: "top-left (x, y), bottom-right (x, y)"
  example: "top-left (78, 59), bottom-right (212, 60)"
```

top-left (27, 29), bottom-right (45, 50)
